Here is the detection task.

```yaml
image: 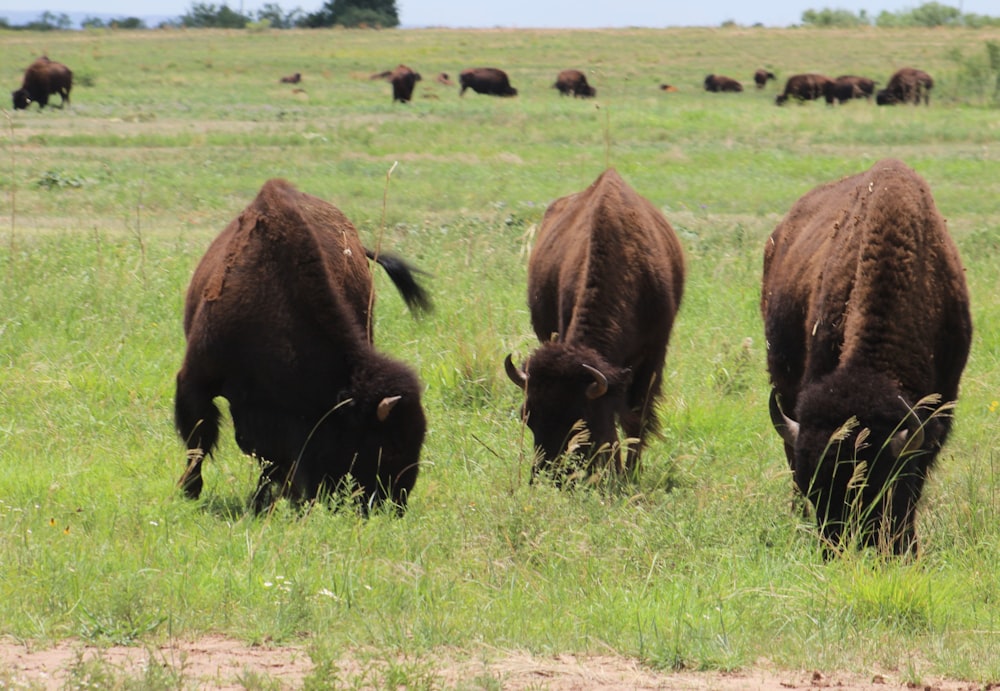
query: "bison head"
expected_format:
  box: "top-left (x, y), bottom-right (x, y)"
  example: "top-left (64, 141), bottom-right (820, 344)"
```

top-left (768, 370), bottom-right (937, 556)
top-left (505, 342), bottom-right (630, 481)
top-left (11, 89), bottom-right (30, 110)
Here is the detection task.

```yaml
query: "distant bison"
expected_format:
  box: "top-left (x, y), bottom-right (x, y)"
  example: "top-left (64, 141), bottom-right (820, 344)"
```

top-left (659, 84), bottom-right (679, 93)
top-left (775, 73), bottom-right (832, 105)
top-left (435, 72), bottom-right (454, 86)
top-left (704, 74), bottom-right (743, 92)
top-left (279, 72), bottom-right (301, 84)
top-left (823, 78), bottom-right (865, 105)
top-left (754, 69), bottom-right (776, 89)
top-left (505, 169), bottom-right (684, 481)
top-left (761, 159), bottom-right (971, 555)
top-left (459, 67), bottom-right (518, 97)
top-left (835, 74), bottom-right (875, 98)
top-left (877, 67), bottom-right (933, 106)
top-left (553, 69), bottom-right (596, 98)
top-left (175, 178), bottom-right (432, 515)
top-left (11, 56), bottom-right (72, 110)
top-left (371, 64), bottom-right (422, 103)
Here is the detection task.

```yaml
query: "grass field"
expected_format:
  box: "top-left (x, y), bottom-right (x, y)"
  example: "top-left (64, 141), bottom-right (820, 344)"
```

top-left (2, 24), bottom-right (1000, 688)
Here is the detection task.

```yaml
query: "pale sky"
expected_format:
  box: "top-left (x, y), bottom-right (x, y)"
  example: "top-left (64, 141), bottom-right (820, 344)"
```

top-left (0, 0), bottom-right (996, 27)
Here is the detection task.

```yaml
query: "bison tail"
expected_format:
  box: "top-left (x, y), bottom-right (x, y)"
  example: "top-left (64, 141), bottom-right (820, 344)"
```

top-left (365, 248), bottom-right (433, 315)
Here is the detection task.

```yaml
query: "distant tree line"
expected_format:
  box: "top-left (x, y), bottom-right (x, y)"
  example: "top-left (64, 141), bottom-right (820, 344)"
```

top-left (801, 2), bottom-right (1000, 28)
top-left (0, 0), bottom-right (399, 30)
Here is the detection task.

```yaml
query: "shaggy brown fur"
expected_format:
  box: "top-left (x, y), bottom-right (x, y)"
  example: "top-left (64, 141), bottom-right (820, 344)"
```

top-left (775, 73), bottom-right (832, 105)
top-left (505, 169), bottom-right (684, 480)
top-left (553, 69), bottom-right (596, 98)
top-left (175, 179), bottom-right (431, 515)
top-left (12, 56), bottom-right (72, 110)
top-left (761, 159), bottom-right (971, 555)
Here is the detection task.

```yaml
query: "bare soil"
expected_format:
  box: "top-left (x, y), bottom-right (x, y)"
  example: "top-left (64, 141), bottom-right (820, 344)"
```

top-left (0, 637), bottom-right (986, 690)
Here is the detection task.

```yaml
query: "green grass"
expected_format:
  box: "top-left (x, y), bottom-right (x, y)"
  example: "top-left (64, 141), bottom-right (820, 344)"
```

top-left (2, 24), bottom-right (1000, 686)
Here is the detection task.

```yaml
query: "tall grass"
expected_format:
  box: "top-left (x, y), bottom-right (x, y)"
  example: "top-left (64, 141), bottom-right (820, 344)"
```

top-left (1, 25), bottom-right (1000, 685)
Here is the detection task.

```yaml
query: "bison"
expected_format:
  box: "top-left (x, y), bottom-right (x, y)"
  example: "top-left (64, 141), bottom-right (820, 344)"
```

top-left (834, 74), bottom-right (875, 98)
top-left (175, 178), bottom-right (432, 515)
top-left (704, 74), bottom-right (743, 92)
top-left (823, 78), bottom-right (865, 105)
top-left (371, 64), bottom-right (422, 103)
top-left (11, 56), bottom-right (72, 110)
top-left (877, 67), bottom-right (933, 106)
top-left (761, 159), bottom-right (971, 556)
top-left (775, 73), bottom-right (832, 105)
top-left (505, 169), bottom-right (684, 482)
top-left (659, 84), bottom-right (679, 93)
top-left (459, 67), bottom-right (518, 97)
top-left (553, 69), bottom-right (596, 98)
top-left (279, 72), bottom-right (302, 84)
top-left (435, 72), bottom-right (454, 86)
top-left (754, 69), bottom-right (776, 89)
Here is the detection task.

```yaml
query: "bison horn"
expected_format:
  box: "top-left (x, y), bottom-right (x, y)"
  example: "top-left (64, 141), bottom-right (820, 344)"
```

top-left (582, 363), bottom-right (609, 400)
top-left (889, 425), bottom-right (925, 459)
top-left (504, 353), bottom-right (527, 390)
top-left (377, 395), bottom-right (402, 422)
top-left (768, 388), bottom-right (800, 446)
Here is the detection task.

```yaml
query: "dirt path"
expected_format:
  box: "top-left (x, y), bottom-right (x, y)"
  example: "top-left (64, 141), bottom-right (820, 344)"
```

top-left (0, 637), bottom-right (983, 690)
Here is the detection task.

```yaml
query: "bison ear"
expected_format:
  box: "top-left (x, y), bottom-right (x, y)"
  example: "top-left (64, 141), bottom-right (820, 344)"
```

top-left (768, 388), bottom-right (799, 446)
top-left (377, 395), bottom-right (402, 422)
top-left (582, 363), bottom-right (608, 400)
top-left (504, 354), bottom-right (527, 390)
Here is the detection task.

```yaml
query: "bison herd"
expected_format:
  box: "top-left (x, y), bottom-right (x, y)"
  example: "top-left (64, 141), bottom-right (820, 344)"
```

top-left (10, 55), bottom-right (970, 558)
top-left (171, 160), bottom-right (968, 558)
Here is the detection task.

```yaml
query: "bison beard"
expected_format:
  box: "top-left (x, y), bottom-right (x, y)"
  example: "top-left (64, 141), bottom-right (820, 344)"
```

top-left (761, 159), bottom-right (971, 556)
top-left (174, 178), bottom-right (430, 515)
top-left (506, 168), bottom-right (684, 484)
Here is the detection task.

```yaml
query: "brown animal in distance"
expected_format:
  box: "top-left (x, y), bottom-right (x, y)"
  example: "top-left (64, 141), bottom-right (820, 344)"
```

top-left (371, 64), bottom-right (422, 103)
top-left (754, 69), bottom-right (776, 88)
top-left (505, 169), bottom-right (685, 482)
top-left (174, 179), bottom-right (432, 515)
top-left (775, 73), bottom-right (833, 105)
top-left (553, 69), bottom-right (596, 98)
top-left (459, 67), bottom-right (518, 97)
top-left (279, 72), bottom-right (301, 84)
top-left (761, 159), bottom-right (971, 556)
top-left (704, 74), bottom-right (743, 92)
top-left (11, 56), bottom-right (72, 110)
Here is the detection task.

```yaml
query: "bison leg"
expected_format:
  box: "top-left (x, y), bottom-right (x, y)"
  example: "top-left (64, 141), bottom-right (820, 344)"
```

top-left (174, 368), bottom-right (221, 499)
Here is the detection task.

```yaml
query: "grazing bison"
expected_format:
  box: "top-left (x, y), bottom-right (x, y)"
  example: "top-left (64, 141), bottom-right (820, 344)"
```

top-left (835, 74), bottom-right (875, 98)
top-left (761, 159), bottom-right (971, 556)
top-left (754, 69), bottom-right (776, 89)
top-left (775, 73), bottom-right (832, 105)
top-left (505, 169), bottom-right (684, 481)
top-left (877, 67), bottom-right (933, 106)
top-left (659, 83), bottom-right (679, 92)
top-left (175, 179), bottom-right (432, 515)
top-left (553, 69), bottom-right (596, 98)
top-left (11, 56), bottom-right (72, 110)
top-left (459, 67), bottom-right (517, 97)
top-left (704, 74), bottom-right (743, 92)
top-left (279, 72), bottom-right (301, 84)
top-left (823, 78), bottom-right (865, 105)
